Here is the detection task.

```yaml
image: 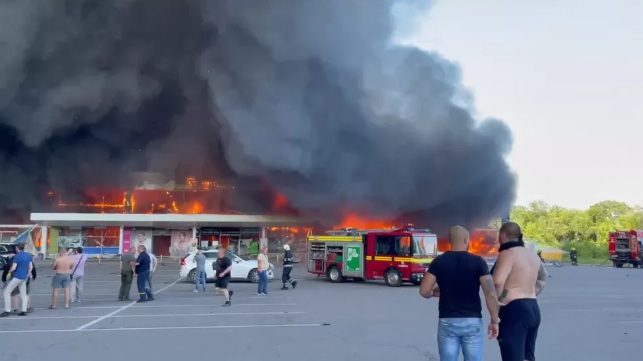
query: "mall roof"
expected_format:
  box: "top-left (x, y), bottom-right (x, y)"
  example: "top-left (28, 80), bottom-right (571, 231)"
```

top-left (30, 213), bottom-right (311, 228)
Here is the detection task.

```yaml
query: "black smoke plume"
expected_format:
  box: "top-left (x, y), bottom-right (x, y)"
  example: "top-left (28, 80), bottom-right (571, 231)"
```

top-left (0, 0), bottom-right (515, 230)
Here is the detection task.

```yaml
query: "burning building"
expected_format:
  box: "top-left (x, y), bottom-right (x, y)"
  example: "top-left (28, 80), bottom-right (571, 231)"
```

top-left (1, 1), bottom-right (515, 258)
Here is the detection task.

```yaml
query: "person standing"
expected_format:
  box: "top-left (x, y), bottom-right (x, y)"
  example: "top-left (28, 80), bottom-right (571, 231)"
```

top-left (280, 244), bottom-right (298, 290)
top-left (50, 248), bottom-right (74, 309)
top-left (492, 222), bottom-right (547, 361)
top-left (256, 247), bottom-right (269, 295)
top-left (70, 246), bottom-right (87, 303)
top-left (147, 252), bottom-right (158, 292)
top-left (131, 245), bottom-right (154, 303)
top-left (119, 246), bottom-right (136, 301)
top-left (2, 252), bottom-right (37, 314)
top-left (0, 243), bottom-right (33, 317)
top-left (193, 248), bottom-right (207, 293)
top-left (214, 248), bottom-right (234, 306)
top-left (420, 225), bottom-right (500, 361)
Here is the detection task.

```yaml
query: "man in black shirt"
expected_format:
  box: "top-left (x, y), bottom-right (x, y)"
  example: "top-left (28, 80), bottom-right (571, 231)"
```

top-left (214, 248), bottom-right (234, 307)
top-left (420, 225), bottom-right (500, 361)
top-left (131, 245), bottom-right (154, 303)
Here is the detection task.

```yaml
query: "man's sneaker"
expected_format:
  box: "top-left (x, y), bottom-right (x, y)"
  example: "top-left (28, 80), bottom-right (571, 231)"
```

top-left (18, 312), bottom-right (27, 316)
top-left (0, 311), bottom-right (10, 317)
top-left (136, 299), bottom-right (147, 303)
top-left (261, 292), bottom-right (268, 295)
top-left (223, 301), bottom-right (231, 307)
top-left (257, 292), bottom-right (263, 295)
top-left (280, 286), bottom-right (288, 290)
top-left (147, 297), bottom-right (155, 302)
top-left (292, 280), bottom-right (298, 289)
top-left (194, 289), bottom-right (199, 293)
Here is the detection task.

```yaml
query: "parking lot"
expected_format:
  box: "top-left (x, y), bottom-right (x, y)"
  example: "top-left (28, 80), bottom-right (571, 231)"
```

top-left (0, 260), bottom-right (641, 361)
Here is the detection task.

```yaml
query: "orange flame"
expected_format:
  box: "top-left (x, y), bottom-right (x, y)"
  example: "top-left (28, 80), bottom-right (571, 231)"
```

top-left (438, 229), bottom-right (498, 256)
top-left (335, 213), bottom-right (395, 230)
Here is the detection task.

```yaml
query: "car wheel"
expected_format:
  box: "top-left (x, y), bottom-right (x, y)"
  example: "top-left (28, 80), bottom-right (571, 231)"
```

top-left (248, 268), bottom-right (259, 283)
top-left (384, 269), bottom-right (403, 287)
top-left (0, 257), bottom-right (5, 270)
top-left (187, 269), bottom-right (197, 282)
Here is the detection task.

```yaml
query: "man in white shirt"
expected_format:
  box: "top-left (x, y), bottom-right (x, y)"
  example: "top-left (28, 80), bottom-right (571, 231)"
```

top-left (147, 253), bottom-right (158, 292)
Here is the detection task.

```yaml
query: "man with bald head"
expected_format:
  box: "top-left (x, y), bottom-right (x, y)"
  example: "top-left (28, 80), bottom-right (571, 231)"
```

top-left (420, 225), bottom-right (500, 361)
top-left (492, 222), bottom-right (547, 361)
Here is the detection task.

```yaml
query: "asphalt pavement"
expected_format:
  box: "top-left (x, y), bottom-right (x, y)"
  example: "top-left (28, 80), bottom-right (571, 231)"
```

top-left (0, 261), bottom-right (640, 361)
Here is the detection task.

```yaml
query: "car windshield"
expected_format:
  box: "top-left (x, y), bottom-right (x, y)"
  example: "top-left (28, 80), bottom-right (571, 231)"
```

top-left (412, 234), bottom-right (437, 256)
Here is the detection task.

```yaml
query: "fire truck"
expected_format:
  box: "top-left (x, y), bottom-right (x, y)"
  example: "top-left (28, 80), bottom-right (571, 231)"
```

top-left (306, 227), bottom-right (438, 287)
top-left (609, 230), bottom-right (643, 268)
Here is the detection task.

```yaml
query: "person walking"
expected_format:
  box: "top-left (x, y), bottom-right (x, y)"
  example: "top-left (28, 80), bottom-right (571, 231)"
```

top-left (148, 252), bottom-right (158, 292)
top-left (419, 225), bottom-right (500, 361)
top-left (118, 246), bottom-right (136, 301)
top-left (193, 248), bottom-right (207, 293)
top-left (0, 243), bottom-right (33, 317)
top-left (256, 247), bottom-right (269, 295)
top-left (2, 251), bottom-right (36, 314)
top-left (214, 248), bottom-right (233, 306)
top-left (280, 244), bottom-right (298, 290)
top-left (70, 246), bottom-right (87, 303)
top-left (50, 248), bottom-right (74, 309)
top-left (491, 222), bottom-right (547, 361)
top-left (132, 245), bottom-right (155, 303)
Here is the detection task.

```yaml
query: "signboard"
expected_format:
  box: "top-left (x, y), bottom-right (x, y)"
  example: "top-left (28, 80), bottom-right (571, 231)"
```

top-left (345, 245), bottom-right (361, 272)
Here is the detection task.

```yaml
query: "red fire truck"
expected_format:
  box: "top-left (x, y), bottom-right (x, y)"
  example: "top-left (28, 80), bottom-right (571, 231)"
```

top-left (609, 230), bottom-right (643, 268)
top-left (307, 227), bottom-right (438, 287)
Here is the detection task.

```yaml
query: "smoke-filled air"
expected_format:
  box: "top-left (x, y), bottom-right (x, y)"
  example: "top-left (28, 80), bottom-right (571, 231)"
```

top-left (0, 0), bottom-right (516, 230)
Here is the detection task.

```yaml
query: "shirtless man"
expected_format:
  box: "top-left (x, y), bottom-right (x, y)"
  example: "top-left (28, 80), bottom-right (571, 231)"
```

top-left (50, 248), bottom-right (75, 309)
top-left (492, 222), bottom-right (548, 361)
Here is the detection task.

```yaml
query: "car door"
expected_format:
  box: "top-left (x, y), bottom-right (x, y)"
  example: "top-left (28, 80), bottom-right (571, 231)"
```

top-left (227, 252), bottom-right (248, 279)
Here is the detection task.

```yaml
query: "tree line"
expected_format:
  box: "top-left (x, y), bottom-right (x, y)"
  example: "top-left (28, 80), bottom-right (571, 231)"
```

top-left (506, 200), bottom-right (643, 259)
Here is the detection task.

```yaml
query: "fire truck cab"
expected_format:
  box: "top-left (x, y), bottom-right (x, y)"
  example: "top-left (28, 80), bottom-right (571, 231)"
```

top-left (609, 230), bottom-right (643, 268)
top-left (307, 227), bottom-right (438, 287)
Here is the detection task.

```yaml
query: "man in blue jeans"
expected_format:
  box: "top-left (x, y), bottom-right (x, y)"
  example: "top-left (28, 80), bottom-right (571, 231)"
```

top-left (193, 248), bottom-right (207, 293)
top-left (256, 247), bottom-right (269, 295)
top-left (131, 245), bottom-right (154, 303)
top-left (420, 225), bottom-right (500, 361)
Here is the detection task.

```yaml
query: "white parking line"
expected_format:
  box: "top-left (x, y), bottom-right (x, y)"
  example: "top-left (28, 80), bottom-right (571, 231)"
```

top-left (66, 303), bottom-right (297, 310)
top-left (0, 323), bottom-right (326, 334)
top-left (2, 311), bottom-right (305, 320)
top-left (75, 277), bottom-right (181, 330)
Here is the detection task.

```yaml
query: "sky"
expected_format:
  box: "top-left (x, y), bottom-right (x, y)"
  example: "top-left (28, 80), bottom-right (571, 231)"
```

top-left (402, 0), bottom-right (643, 210)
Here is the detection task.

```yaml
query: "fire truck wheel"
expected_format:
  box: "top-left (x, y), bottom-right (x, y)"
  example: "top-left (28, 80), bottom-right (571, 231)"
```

top-left (384, 269), bottom-right (403, 287)
top-left (327, 266), bottom-right (344, 283)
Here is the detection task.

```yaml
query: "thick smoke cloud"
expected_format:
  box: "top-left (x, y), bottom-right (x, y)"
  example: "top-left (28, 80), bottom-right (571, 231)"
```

top-left (0, 0), bottom-right (515, 229)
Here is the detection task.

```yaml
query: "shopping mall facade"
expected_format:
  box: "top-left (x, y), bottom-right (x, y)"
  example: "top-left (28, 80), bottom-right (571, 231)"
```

top-left (2, 213), bottom-right (309, 259)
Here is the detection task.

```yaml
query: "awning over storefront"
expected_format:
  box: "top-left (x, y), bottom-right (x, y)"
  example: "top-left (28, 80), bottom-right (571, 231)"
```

top-left (30, 213), bottom-right (311, 228)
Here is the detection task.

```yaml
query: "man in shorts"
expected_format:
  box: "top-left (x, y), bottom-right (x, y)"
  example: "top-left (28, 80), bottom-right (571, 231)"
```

top-left (214, 248), bottom-right (234, 306)
top-left (492, 222), bottom-right (548, 361)
top-left (50, 248), bottom-right (74, 309)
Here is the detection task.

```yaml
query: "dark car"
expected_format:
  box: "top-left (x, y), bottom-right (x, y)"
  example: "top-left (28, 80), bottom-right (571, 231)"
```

top-left (0, 244), bottom-right (16, 270)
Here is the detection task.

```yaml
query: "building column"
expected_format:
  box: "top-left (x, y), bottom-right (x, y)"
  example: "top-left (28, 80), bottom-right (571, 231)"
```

top-left (192, 227), bottom-right (197, 251)
top-left (260, 227), bottom-right (268, 249)
top-left (119, 226), bottom-right (124, 254)
top-left (40, 226), bottom-right (48, 260)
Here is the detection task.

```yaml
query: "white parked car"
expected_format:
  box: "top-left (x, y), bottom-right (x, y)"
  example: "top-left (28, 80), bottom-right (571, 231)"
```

top-left (179, 249), bottom-right (274, 283)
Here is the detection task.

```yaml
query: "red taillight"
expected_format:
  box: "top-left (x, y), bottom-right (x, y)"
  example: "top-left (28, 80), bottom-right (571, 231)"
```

top-left (181, 255), bottom-right (188, 266)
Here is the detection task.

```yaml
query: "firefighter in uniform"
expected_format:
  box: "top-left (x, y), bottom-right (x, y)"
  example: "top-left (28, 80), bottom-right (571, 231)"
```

top-left (280, 244), bottom-right (298, 290)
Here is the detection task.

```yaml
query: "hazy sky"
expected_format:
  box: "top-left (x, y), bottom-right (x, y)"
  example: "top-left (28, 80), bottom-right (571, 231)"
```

top-left (403, 0), bottom-right (643, 209)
